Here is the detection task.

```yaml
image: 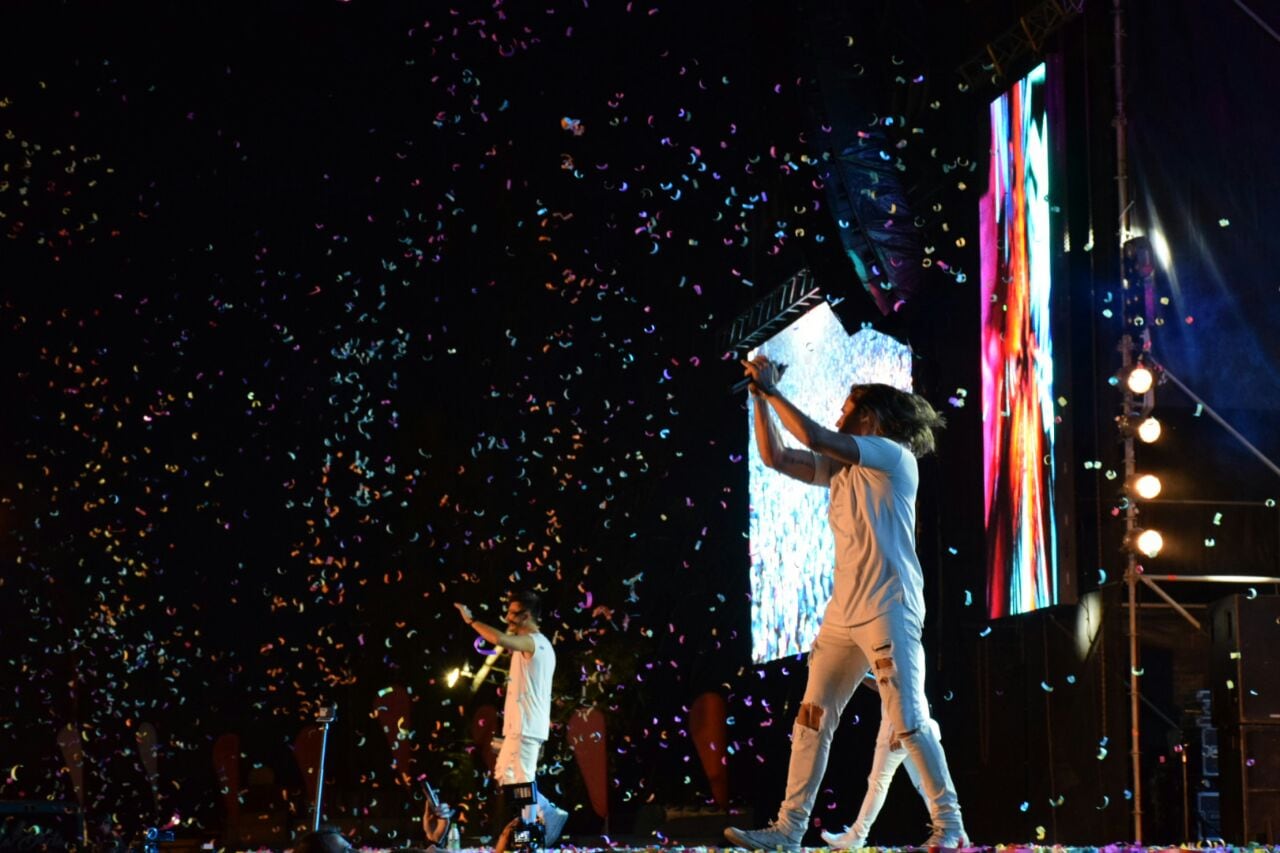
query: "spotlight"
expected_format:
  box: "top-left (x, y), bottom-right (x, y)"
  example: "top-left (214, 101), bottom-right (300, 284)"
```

top-left (1118, 415), bottom-right (1162, 443)
top-left (1130, 474), bottom-right (1162, 500)
top-left (1126, 365), bottom-right (1155, 395)
top-left (447, 665), bottom-right (476, 689)
top-left (1137, 529), bottom-right (1163, 557)
top-left (1124, 528), bottom-right (1164, 558)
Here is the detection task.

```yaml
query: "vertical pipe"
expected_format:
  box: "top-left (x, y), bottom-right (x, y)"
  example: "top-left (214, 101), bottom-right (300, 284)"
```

top-left (313, 722), bottom-right (331, 832)
top-left (1113, 0), bottom-right (1141, 839)
top-left (1121, 340), bottom-right (1144, 847)
top-left (1126, 521), bottom-right (1143, 844)
top-left (1182, 745), bottom-right (1190, 841)
top-left (1120, 332), bottom-right (1143, 844)
top-left (1113, 0), bottom-right (1130, 243)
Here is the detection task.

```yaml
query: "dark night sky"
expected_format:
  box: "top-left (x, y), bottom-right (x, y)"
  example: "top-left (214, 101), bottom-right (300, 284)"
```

top-left (2, 0), bottom-right (1278, 846)
top-left (0, 2), bottom-right (957, 839)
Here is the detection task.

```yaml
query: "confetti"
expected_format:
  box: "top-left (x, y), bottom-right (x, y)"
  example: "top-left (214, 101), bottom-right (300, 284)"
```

top-left (6, 2), bottom-right (1238, 846)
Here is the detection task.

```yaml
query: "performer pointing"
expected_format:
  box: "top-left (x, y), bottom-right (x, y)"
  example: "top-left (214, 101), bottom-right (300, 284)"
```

top-left (724, 355), bottom-right (968, 850)
top-left (455, 591), bottom-right (570, 846)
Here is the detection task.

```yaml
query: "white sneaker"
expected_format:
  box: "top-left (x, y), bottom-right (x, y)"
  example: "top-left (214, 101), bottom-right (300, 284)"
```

top-left (724, 822), bottom-right (803, 851)
top-left (819, 825), bottom-right (866, 849)
top-left (542, 805), bottom-right (570, 845)
top-left (921, 823), bottom-right (969, 850)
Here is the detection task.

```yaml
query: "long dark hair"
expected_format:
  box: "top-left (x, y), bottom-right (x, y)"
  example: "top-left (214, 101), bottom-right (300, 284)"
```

top-left (851, 383), bottom-right (946, 458)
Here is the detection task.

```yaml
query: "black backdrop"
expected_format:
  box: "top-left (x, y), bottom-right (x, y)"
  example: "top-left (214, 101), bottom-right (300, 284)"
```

top-left (2, 0), bottom-right (1277, 846)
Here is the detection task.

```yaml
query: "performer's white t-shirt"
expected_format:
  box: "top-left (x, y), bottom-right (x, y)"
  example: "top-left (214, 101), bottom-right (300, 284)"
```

top-left (814, 435), bottom-right (925, 629)
top-left (503, 632), bottom-right (555, 741)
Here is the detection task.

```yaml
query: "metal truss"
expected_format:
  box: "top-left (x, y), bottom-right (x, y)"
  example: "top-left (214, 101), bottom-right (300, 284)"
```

top-left (956, 0), bottom-right (1085, 89)
top-left (717, 268), bottom-right (824, 357)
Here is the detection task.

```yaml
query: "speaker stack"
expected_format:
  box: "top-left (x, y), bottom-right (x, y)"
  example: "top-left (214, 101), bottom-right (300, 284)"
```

top-left (1209, 594), bottom-right (1280, 844)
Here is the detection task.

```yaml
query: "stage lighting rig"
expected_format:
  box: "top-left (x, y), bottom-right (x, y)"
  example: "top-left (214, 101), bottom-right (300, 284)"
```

top-left (1117, 414), bottom-right (1161, 443)
top-left (1126, 364), bottom-right (1154, 395)
top-left (1123, 528), bottom-right (1164, 559)
top-left (1114, 362), bottom-right (1156, 396)
top-left (1128, 473), bottom-right (1162, 500)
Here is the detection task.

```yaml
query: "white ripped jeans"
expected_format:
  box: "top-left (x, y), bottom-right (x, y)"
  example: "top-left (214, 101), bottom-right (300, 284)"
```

top-left (494, 734), bottom-right (555, 823)
top-left (845, 716), bottom-right (939, 840)
top-left (776, 611), bottom-right (963, 835)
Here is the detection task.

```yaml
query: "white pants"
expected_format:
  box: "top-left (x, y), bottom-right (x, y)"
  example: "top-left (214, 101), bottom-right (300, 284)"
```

top-left (847, 716), bottom-right (938, 841)
top-left (493, 735), bottom-right (555, 823)
top-left (776, 612), bottom-right (963, 834)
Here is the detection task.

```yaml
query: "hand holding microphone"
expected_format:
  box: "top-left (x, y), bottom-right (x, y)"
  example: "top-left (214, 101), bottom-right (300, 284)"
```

top-left (732, 356), bottom-right (786, 395)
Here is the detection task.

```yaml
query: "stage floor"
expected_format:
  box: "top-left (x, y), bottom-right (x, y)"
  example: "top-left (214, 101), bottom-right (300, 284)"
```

top-left (118, 839), bottom-right (1280, 852)
top-left (375, 845), bottom-right (1278, 853)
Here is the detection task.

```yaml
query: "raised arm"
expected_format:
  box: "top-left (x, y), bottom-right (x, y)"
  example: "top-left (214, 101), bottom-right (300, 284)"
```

top-left (422, 790), bottom-right (453, 845)
top-left (455, 603), bottom-right (536, 653)
top-left (763, 390), bottom-right (862, 466)
top-left (751, 393), bottom-right (819, 483)
top-left (743, 357), bottom-right (862, 467)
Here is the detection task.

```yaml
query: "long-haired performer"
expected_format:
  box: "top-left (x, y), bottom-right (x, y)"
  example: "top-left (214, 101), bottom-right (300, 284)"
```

top-left (724, 355), bottom-right (968, 851)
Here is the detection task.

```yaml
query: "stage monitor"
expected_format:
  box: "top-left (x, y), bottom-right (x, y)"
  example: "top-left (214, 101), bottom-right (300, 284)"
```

top-left (980, 60), bottom-right (1075, 618)
top-left (746, 301), bottom-right (913, 663)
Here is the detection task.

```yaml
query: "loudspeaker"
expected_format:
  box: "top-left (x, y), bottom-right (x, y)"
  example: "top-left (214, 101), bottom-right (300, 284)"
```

top-left (1218, 725), bottom-right (1280, 844)
top-left (1209, 595), bottom-right (1280, 726)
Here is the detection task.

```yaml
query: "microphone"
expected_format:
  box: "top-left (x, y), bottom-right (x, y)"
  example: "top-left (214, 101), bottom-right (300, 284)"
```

top-left (730, 362), bottom-right (787, 394)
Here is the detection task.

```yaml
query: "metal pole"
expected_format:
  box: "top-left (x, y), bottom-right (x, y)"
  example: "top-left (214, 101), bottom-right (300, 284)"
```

top-left (313, 720), bottom-right (331, 832)
top-left (1113, 0), bottom-right (1131, 245)
top-left (1159, 368), bottom-right (1280, 480)
top-left (1113, 0), bottom-right (1141, 836)
top-left (1119, 330), bottom-right (1144, 842)
top-left (1137, 575), bottom-right (1203, 632)
top-left (1143, 574), bottom-right (1280, 585)
top-left (1126, 551), bottom-right (1143, 843)
top-left (1182, 745), bottom-right (1190, 842)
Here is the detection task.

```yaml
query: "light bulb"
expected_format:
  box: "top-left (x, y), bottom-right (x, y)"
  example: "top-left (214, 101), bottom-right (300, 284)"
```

top-left (1127, 366), bottom-right (1154, 395)
top-left (1136, 417), bottom-right (1161, 443)
top-left (1133, 474), bottom-right (1162, 500)
top-left (1136, 529), bottom-right (1163, 558)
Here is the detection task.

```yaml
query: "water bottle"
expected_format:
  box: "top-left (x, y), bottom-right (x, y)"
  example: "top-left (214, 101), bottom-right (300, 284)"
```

top-left (447, 823), bottom-right (461, 850)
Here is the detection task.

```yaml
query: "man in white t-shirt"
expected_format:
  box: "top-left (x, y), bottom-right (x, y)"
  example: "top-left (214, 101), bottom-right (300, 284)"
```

top-left (455, 591), bottom-right (570, 846)
top-left (724, 356), bottom-right (968, 851)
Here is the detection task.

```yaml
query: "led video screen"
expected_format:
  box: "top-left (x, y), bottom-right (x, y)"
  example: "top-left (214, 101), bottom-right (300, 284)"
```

top-left (747, 302), bottom-right (913, 663)
top-left (980, 61), bottom-right (1072, 618)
